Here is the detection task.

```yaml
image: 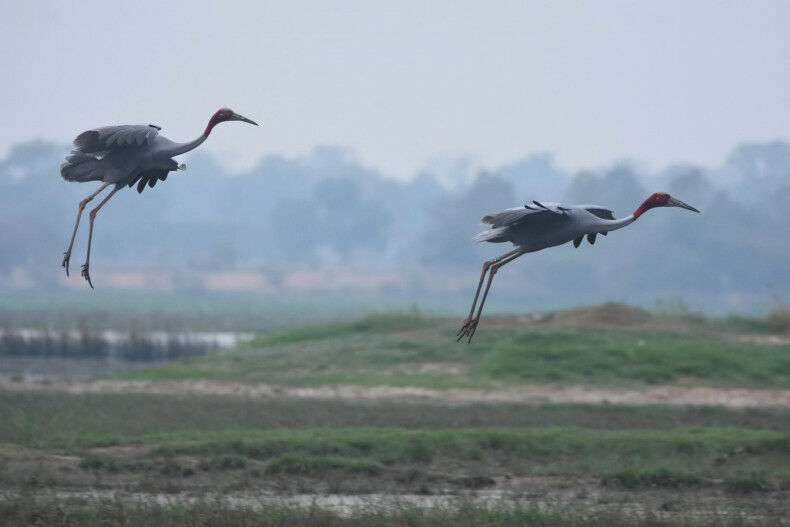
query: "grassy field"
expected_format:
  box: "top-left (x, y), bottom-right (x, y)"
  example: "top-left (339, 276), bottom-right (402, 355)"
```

top-left (2, 304), bottom-right (789, 525)
top-left (1, 392), bottom-right (789, 496)
top-left (121, 307), bottom-right (790, 388)
top-left (4, 392), bottom-right (790, 443)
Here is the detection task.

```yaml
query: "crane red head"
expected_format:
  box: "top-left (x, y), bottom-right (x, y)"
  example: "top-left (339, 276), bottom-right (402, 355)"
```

top-left (204, 108), bottom-right (259, 137)
top-left (633, 192), bottom-right (700, 219)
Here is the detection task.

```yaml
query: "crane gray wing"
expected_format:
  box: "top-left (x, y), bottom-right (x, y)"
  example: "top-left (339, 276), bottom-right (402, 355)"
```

top-left (473, 204), bottom-right (569, 242)
top-left (481, 203), bottom-right (565, 228)
top-left (73, 124), bottom-right (161, 153)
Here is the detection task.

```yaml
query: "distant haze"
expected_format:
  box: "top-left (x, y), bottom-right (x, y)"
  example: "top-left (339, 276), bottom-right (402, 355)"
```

top-left (2, 137), bottom-right (788, 311)
top-left (2, 1), bottom-right (789, 178)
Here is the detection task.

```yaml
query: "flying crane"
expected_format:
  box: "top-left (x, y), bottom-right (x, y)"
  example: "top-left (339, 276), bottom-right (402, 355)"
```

top-left (60, 108), bottom-right (258, 287)
top-left (457, 193), bottom-right (699, 343)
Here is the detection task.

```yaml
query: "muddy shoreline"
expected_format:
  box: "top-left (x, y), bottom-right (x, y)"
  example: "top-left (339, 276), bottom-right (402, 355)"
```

top-left (3, 379), bottom-right (789, 408)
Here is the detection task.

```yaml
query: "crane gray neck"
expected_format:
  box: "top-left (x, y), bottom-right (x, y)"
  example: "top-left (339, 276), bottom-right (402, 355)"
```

top-left (165, 135), bottom-right (208, 157)
top-left (599, 214), bottom-right (636, 232)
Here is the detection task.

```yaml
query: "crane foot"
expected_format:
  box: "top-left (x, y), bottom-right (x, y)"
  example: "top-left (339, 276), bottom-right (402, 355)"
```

top-left (465, 318), bottom-right (480, 343)
top-left (456, 317), bottom-right (473, 341)
top-left (80, 263), bottom-right (94, 289)
top-left (62, 252), bottom-right (71, 277)
top-left (456, 317), bottom-right (472, 339)
top-left (456, 317), bottom-right (480, 343)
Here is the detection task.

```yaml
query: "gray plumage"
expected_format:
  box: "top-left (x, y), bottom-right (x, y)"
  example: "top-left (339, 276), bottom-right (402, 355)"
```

top-left (74, 124), bottom-right (160, 152)
top-left (457, 193), bottom-right (700, 343)
top-left (61, 123), bottom-right (194, 192)
top-left (471, 202), bottom-right (621, 249)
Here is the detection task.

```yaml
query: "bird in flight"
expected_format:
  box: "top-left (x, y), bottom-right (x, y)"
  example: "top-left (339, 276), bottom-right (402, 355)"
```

top-left (457, 193), bottom-right (699, 343)
top-left (60, 108), bottom-right (258, 288)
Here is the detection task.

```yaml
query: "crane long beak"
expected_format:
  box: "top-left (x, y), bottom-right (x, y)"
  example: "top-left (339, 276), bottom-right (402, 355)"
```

top-left (231, 112), bottom-right (259, 126)
top-left (668, 197), bottom-right (699, 213)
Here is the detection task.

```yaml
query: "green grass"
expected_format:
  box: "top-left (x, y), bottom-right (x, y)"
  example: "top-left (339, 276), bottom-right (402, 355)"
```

top-left (2, 393), bottom-right (789, 492)
top-left (3, 307), bottom-right (789, 519)
top-left (263, 453), bottom-right (382, 475)
top-left (141, 427), bottom-right (790, 483)
top-left (121, 314), bottom-right (790, 388)
top-left (721, 307), bottom-right (790, 335)
top-left (602, 467), bottom-right (704, 489)
top-left (2, 392), bottom-right (790, 450)
top-left (5, 422), bottom-right (789, 490)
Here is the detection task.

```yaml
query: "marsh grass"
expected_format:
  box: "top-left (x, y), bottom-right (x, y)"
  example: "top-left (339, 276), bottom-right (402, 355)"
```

top-left (2, 391), bottom-right (789, 492)
top-left (722, 306), bottom-right (790, 335)
top-left (602, 467), bottom-right (704, 489)
top-left (122, 314), bottom-right (790, 388)
top-left (143, 427), bottom-right (790, 483)
top-left (263, 454), bottom-right (382, 475)
top-left (2, 392), bottom-right (790, 450)
top-left (3, 423), bottom-right (785, 492)
top-left (2, 307), bottom-right (789, 522)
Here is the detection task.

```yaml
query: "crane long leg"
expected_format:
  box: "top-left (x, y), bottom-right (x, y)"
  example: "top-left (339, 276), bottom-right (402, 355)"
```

top-left (456, 249), bottom-right (521, 339)
top-left (81, 186), bottom-right (120, 289)
top-left (458, 249), bottom-right (525, 343)
top-left (62, 183), bottom-right (111, 276)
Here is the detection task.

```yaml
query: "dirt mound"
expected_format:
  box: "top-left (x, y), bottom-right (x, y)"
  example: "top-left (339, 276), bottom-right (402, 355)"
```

top-left (552, 303), bottom-right (656, 328)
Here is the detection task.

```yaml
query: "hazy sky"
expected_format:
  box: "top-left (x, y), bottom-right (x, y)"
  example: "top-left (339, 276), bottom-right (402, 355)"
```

top-left (2, 1), bottom-right (788, 178)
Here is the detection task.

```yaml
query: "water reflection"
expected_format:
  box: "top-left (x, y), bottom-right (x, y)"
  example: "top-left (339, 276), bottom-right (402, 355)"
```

top-left (0, 330), bottom-right (252, 381)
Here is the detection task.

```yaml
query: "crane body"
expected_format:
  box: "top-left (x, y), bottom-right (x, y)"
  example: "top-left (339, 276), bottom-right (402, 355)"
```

top-left (471, 203), bottom-right (632, 251)
top-left (60, 108), bottom-right (258, 287)
top-left (457, 193), bottom-right (699, 343)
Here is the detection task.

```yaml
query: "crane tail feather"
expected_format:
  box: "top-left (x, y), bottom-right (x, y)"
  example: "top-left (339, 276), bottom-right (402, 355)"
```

top-left (472, 226), bottom-right (509, 243)
top-left (60, 153), bottom-right (103, 182)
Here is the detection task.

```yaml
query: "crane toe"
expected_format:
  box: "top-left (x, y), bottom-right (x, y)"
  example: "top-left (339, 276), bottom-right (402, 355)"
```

top-left (80, 263), bottom-right (94, 289)
top-left (456, 317), bottom-right (472, 339)
top-left (465, 318), bottom-right (480, 344)
top-left (62, 252), bottom-right (71, 276)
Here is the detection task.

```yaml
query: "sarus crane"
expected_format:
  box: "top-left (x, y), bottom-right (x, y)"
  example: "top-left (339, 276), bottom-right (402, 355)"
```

top-left (457, 193), bottom-right (699, 343)
top-left (60, 108), bottom-right (258, 287)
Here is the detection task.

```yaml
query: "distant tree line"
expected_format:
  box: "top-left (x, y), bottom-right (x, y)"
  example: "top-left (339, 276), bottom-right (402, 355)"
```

top-left (0, 139), bottom-right (787, 308)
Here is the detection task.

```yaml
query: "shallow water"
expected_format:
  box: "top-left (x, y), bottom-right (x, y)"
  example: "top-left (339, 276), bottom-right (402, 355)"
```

top-left (0, 330), bottom-right (252, 381)
top-left (0, 356), bottom-right (168, 381)
top-left (13, 489), bottom-right (782, 521)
